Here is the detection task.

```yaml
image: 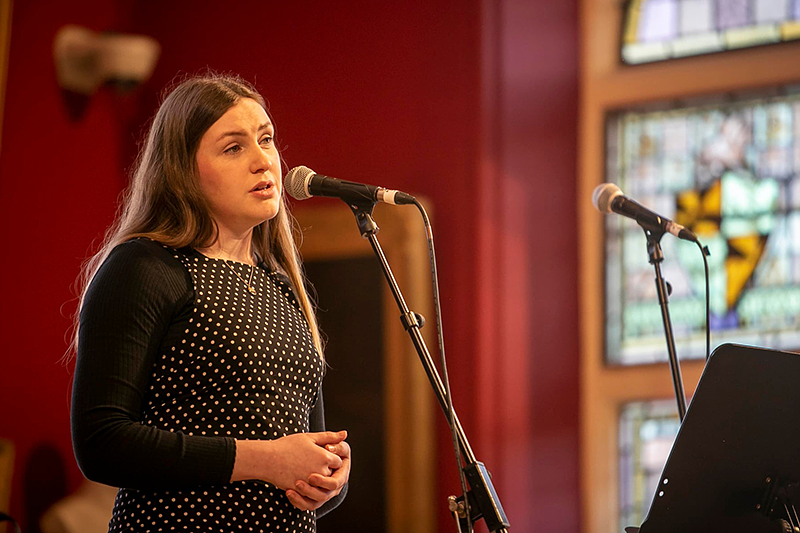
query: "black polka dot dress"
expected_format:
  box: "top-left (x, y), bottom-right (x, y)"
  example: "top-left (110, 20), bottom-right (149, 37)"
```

top-left (71, 239), bottom-right (341, 533)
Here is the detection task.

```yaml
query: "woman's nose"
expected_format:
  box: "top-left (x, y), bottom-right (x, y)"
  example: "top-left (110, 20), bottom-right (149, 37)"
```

top-left (251, 146), bottom-right (273, 173)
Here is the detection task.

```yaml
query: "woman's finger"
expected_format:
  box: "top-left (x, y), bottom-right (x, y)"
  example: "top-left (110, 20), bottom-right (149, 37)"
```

top-left (324, 440), bottom-right (351, 458)
top-left (309, 430), bottom-right (347, 447)
top-left (294, 480), bottom-right (335, 502)
top-left (285, 489), bottom-right (321, 511)
top-left (325, 449), bottom-right (343, 470)
top-left (307, 473), bottom-right (341, 492)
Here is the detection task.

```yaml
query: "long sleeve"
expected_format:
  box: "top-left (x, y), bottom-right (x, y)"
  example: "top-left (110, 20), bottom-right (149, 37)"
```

top-left (309, 389), bottom-right (349, 518)
top-left (71, 239), bottom-right (236, 489)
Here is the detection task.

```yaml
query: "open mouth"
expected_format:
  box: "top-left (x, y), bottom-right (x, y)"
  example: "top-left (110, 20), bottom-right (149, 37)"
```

top-left (251, 182), bottom-right (273, 192)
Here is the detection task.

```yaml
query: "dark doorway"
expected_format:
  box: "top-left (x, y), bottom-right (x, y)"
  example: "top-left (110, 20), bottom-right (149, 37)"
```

top-left (306, 257), bottom-right (386, 532)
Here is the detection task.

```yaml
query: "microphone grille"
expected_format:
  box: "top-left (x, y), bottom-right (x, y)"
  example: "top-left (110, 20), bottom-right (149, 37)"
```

top-left (285, 166), bottom-right (316, 200)
top-left (592, 183), bottom-right (622, 214)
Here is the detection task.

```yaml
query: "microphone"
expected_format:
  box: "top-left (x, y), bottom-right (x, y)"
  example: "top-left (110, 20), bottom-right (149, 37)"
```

top-left (284, 166), bottom-right (416, 206)
top-left (592, 183), bottom-right (698, 242)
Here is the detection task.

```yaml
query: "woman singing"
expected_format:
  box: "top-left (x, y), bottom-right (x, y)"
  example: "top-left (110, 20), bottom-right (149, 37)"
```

top-left (70, 73), bottom-right (350, 532)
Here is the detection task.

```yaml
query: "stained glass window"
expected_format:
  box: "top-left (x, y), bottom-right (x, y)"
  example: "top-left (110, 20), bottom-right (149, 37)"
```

top-left (605, 90), bottom-right (800, 365)
top-left (622, 0), bottom-right (800, 64)
top-left (619, 400), bottom-right (680, 529)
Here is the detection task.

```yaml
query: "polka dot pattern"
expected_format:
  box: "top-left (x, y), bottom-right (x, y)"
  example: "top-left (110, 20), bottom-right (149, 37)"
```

top-left (108, 249), bottom-right (324, 532)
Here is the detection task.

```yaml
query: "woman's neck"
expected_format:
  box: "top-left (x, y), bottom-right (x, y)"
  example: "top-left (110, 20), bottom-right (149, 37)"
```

top-left (197, 227), bottom-right (256, 265)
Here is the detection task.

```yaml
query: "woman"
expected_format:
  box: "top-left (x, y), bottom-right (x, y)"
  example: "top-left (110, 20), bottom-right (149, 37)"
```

top-left (70, 73), bottom-right (350, 532)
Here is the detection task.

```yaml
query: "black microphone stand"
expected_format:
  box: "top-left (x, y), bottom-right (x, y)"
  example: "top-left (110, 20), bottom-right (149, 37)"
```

top-left (642, 225), bottom-right (688, 421)
top-left (345, 200), bottom-right (510, 532)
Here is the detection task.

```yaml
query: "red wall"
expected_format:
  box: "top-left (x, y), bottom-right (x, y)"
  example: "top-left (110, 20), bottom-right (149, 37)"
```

top-left (480, 3), bottom-right (580, 530)
top-left (0, 1), bottom-right (579, 531)
top-left (0, 2), bottom-right (140, 530)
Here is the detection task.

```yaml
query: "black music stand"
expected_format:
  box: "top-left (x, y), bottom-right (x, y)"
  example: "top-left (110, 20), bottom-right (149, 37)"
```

top-left (630, 343), bottom-right (800, 533)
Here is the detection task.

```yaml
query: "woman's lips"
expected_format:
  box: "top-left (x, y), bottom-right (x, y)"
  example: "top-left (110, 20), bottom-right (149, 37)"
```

top-left (250, 181), bottom-right (276, 198)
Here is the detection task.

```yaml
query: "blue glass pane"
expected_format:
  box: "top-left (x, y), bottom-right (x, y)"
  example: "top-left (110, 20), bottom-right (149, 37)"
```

top-left (680, 0), bottom-right (714, 35)
top-left (755, 0), bottom-right (790, 24)
top-left (639, 0), bottom-right (679, 41)
top-left (717, 0), bottom-right (750, 29)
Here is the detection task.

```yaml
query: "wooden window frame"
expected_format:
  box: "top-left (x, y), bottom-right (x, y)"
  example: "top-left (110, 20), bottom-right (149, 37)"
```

top-left (578, 1), bottom-right (800, 532)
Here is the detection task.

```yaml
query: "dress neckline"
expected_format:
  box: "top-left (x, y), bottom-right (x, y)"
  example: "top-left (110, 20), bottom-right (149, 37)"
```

top-left (189, 248), bottom-right (265, 268)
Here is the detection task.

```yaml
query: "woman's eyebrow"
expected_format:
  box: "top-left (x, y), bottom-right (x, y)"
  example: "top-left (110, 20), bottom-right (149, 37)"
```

top-left (216, 123), bottom-right (274, 142)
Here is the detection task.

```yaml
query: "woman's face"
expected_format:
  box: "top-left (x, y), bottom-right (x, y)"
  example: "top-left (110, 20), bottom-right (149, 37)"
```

top-left (195, 97), bottom-right (282, 236)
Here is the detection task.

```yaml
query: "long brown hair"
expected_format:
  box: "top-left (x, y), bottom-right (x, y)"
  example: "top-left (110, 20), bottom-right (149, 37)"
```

top-left (69, 73), bottom-right (322, 359)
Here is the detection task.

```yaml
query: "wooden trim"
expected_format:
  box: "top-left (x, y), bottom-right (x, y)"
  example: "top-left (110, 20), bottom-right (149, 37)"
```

top-left (0, 11), bottom-right (13, 533)
top-left (294, 202), bottom-right (436, 533)
top-left (0, 439), bottom-right (13, 533)
top-left (578, 1), bottom-right (800, 532)
top-left (0, 0), bottom-right (12, 155)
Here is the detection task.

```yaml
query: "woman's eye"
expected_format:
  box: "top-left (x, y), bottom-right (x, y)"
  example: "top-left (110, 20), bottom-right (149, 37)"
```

top-left (260, 136), bottom-right (273, 145)
top-left (224, 145), bottom-right (242, 154)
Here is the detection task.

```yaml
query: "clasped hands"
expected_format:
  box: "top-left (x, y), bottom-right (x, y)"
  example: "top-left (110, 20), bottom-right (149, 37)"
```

top-left (282, 430), bottom-right (350, 511)
top-left (233, 430), bottom-right (351, 511)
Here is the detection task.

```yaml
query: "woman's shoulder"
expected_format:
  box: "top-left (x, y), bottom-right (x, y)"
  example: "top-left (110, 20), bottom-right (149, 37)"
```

top-left (81, 239), bottom-right (195, 344)
top-left (110, 237), bottom-right (175, 258)
top-left (97, 238), bottom-right (192, 291)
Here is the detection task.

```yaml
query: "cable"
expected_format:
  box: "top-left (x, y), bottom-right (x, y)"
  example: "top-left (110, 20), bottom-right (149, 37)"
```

top-left (0, 512), bottom-right (21, 533)
top-left (413, 199), bottom-right (472, 532)
top-left (696, 240), bottom-right (711, 360)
